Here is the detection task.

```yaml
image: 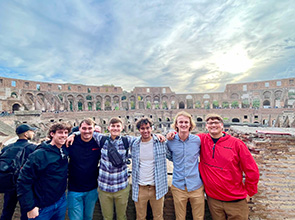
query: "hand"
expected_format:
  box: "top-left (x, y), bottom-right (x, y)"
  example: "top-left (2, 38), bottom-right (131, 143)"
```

top-left (246, 195), bottom-right (251, 202)
top-left (66, 134), bottom-right (75, 147)
top-left (166, 131), bottom-right (176, 140)
top-left (155, 134), bottom-right (166, 142)
top-left (27, 207), bottom-right (39, 219)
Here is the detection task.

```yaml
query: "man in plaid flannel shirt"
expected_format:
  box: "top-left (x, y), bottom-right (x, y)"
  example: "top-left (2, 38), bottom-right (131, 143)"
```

top-left (131, 118), bottom-right (168, 220)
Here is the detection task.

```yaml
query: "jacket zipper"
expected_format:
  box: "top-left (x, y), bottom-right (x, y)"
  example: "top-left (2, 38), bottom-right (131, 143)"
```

top-left (212, 143), bottom-right (216, 159)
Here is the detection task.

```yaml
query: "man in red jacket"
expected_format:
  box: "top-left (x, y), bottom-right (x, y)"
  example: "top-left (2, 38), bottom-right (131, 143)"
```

top-left (199, 113), bottom-right (259, 220)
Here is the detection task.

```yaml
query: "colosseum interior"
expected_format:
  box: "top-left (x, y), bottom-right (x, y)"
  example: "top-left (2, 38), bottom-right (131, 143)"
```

top-left (1, 76), bottom-right (295, 219)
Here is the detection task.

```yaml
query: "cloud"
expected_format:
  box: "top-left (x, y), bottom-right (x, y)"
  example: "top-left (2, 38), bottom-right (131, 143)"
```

top-left (0, 0), bottom-right (294, 93)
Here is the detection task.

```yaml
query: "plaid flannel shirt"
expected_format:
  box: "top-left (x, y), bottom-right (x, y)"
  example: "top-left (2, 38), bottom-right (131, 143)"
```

top-left (92, 132), bottom-right (135, 193)
top-left (131, 134), bottom-right (168, 202)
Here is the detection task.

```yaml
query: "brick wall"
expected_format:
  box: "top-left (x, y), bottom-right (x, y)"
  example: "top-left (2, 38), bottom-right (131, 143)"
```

top-left (229, 126), bottom-right (295, 220)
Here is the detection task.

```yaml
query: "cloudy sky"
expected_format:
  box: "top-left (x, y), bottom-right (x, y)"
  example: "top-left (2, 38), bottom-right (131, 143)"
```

top-left (0, 0), bottom-right (294, 93)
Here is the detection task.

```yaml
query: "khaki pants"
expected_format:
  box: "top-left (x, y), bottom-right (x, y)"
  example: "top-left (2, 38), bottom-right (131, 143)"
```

top-left (134, 185), bottom-right (164, 220)
top-left (98, 185), bottom-right (130, 220)
top-left (207, 196), bottom-right (249, 220)
top-left (171, 185), bottom-right (205, 220)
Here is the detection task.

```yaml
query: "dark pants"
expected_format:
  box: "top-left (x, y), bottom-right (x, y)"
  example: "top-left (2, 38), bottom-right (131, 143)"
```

top-left (0, 189), bottom-right (28, 220)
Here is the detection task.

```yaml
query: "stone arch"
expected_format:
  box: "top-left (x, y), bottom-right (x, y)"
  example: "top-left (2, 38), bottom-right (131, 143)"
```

top-left (263, 91), bottom-right (271, 99)
top-left (222, 101), bottom-right (229, 108)
top-left (263, 100), bottom-right (271, 108)
top-left (113, 96), bottom-right (120, 110)
top-left (204, 100), bottom-right (210, 109)
top-left (186, 95), bottom-right (193, 109)
top-left (12, 103), bottom-right (21, 112)
top-left (77, 95), bottom-right (84, 111)
top-left (196, 117), bottom-right (203, 122)
top-left (67, 95), bottom-right (75, 111)
top-left (274, 90), bottom-right (283, 100)
top-left (242, 99), bottom-right (250, 108)
top-left (146, 96), bottom-right (152, 109)
top-left (230, 93), bottom-right (239, 99)
top-left (170, 96), bottom-right (177, 109)
top-left (232, 118), bottom-right (240, 123)
top-left (212, 100), bottom-right (219, 109)
top-left (130, 96), bottom-right (136, 110)
top-left (11, 92), bottom-right (18, 98)
top-left (138, 95), bottom-right (144, 109)
top-left (104, 96), bottom-right (111, 111)
top-left (96, 96), bottom-right (102, 110)
top-left (252, 98), bottom-right (260, 108)
top-left (162, 96), bottom-right (168, 110)
top-left (195, 100), bottom-right (201, 109)
top-left (179, 101), bottom-right (185, 109)
top-left (153, 96), bottom-right (160, 109)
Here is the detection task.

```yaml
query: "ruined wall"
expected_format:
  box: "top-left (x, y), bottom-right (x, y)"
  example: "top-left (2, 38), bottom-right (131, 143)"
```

top-left (229, 126), bottom-right (295, 220)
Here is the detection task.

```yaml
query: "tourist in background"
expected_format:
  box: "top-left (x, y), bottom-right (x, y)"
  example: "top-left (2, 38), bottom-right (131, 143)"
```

top-left (0, 124), bottom-right (37, 220)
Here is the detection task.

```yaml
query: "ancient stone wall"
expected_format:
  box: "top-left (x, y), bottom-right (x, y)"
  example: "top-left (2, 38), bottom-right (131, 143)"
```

top-left (229, 126), bottom-right (295, 220)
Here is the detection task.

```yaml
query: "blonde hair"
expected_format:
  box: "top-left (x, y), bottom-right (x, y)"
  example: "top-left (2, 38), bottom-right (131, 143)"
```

top-left (172, 111), bottom-right (196, 132)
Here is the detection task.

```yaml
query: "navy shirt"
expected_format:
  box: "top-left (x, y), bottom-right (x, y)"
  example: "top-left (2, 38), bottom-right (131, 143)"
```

top-left (68, 135), bottom-right (101, 192)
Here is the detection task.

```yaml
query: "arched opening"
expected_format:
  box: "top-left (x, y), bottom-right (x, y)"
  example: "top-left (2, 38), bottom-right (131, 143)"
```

top-left (232, 118), bottom-right (240, 123)
top-left (196, 117), bottom-right (203, 122)
top-left (179, 101), bottom-right (185, 109)
top-left (78, 101), bottom-right (83, 111)
top-left (12, 103), bottom-right (21, 112)
top-left (263, 100), bottom-right (271, 108)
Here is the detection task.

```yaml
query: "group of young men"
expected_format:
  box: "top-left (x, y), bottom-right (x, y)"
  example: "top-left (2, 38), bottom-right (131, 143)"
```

top-left (0, 111), bottom-right (259, 220)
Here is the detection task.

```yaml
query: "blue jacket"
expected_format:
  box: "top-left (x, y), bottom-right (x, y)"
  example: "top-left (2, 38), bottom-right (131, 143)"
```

top-left (131, 134), bottom-right (168, 201)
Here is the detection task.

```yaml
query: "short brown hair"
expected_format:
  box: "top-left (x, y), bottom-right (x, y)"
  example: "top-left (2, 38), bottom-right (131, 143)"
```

top-left (79, 118), bottom-right (95, 127)
top-left (109, 117), bottom-right (123, 125)
top-left (47, 123), bottom-right (71, 139)
top-left (172, 111), bottom-right (196, 132)
top-left (205, 113), bottom-right (223, 124)
top-left (136, 118), bottom-right (153, 130)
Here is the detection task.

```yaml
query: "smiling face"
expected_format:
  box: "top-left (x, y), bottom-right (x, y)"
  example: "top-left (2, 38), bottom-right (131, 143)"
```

top-left (175, 115), bottom-right (191, 134)
top-left (108, 122), bottom-right (123, 139)
top-left (79, 122), bottom-right (94, 142)
top-left (206, 118), bottom-right (224, 138)
top-left (139, 123), bottom-right (152, 142)
top-left (50, 129), bottom-right (69, 148)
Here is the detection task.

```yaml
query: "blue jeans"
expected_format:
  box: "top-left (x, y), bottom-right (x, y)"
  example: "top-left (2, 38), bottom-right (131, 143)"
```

top-left (29, 193), bottom-right (67, 220)
top-left (67, 188), bottom-right (98, 220)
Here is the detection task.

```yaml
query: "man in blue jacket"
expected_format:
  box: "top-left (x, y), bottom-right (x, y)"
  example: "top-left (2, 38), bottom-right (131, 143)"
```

top-left (17, 122), bottom-right (71, 220)
top-left (0, 124), bottom-right (37, 220)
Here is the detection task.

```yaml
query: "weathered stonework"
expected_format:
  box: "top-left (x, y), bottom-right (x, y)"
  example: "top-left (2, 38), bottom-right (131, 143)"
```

top-left (1, 76), bottom-right (295, 127)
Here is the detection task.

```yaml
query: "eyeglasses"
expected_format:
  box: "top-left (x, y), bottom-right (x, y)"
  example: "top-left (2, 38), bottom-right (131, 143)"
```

top-left (206, 121), bottom-right (221, 125)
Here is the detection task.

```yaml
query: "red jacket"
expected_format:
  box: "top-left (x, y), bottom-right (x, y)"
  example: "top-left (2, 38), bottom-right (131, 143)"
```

top-left (198, 132), bottom-right (259, 201)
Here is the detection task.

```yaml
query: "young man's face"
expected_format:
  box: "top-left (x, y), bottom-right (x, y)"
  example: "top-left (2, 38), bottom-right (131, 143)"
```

top-left (139, 123), bottom-right (152, 142)
top-left (108, 122), bottom-right (123, 138)
top-left (50, 129), bottom-right (69, 148)
top-left (79, 122), bottom-right (94, 142)
top-left (176, 115), bottom-right (191, 133)
top-left (206, 118), bottom-right (224, 137)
